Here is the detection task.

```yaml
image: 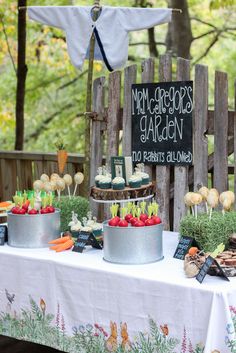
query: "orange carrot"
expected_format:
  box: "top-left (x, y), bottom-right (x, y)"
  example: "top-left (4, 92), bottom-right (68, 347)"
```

top-left (55, 239), bottom-right (74, 252)
top-left (188, 247), bottom-right (198, 256)
top-left (0, 202), bottom-right (12, 208)
top-left (57, 150), bottom-right (68, 175)
top-left (49, 244), bottom-right (63, 251)
top-left (48, 235), bottom-right (71, 245)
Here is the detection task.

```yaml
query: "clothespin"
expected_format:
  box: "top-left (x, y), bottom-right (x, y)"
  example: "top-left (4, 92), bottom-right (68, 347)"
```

top-left (172, 8), bottom-right (182, 13)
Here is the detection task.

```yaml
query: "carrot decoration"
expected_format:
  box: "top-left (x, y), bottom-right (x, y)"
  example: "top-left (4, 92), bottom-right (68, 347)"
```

top-left (188, 247), bottom-right (199, 256)
top-left (49, 244), bottom-right (63, 251)
top-left (48, 235), bottom-right (71, 245)
top-left (55, 239), bottom-right (74, 252)
top-left (55, 138), bottom-right (68, 175)
top-left (57, 150), bottom-right (68, 175)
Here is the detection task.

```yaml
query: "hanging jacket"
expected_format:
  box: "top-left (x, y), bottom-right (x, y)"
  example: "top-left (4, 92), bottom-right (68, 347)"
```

top-left (28, 6), bottom-right (172, 71)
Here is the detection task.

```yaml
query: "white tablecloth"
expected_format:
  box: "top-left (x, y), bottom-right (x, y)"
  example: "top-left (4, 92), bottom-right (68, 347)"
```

top-left (0, 231), bottom-right (235, 353)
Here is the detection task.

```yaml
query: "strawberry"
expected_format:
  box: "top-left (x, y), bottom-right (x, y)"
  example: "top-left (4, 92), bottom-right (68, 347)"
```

top-left (118, 220), bottom-right (128, 227)
top-left (145, 218), bottom-right (155, 226)
top-left (125, 214), bottom-right (133, 223)
top-left (28, 209), bottom-right (38, 215)
top-left (140, 213), bottom-right (148, 223)
top-left (18, 208), bottom-right (26, 215)
top-left (152, 215), bottom-right (161, 224)
top-left (11, 206), bottom-right (20, 214)
top-left (134, 220), bottom-right (145, 227)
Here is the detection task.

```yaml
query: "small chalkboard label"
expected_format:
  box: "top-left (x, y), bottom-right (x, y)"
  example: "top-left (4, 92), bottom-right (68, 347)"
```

top-left (72, 231), bottom-right (91, 253)
top-left (72, 231), bottom-right (103, 253)
top-left (173, 236), bottom-right (194, 260)
top-left (0, 225), bottom-right (7, 244)
top-left (88, 234), bottom-right (103, 250)
top-left (196, 256), bottom-right (230, 283)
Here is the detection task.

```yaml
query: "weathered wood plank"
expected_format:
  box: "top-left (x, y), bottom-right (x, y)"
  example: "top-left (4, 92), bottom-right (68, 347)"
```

top-left (141, 58), bottom-right (155, 181)
top-left (17, 160), bottom-right (33, 191)
top-left (214, 71), bottom-right (228, 193)
top-left (90, 77), bottom-right (105, 217)
top-left (156, 54), bottom-right (172, 230)
top-left (194, 64), bottom-right (208, 189)
top-left (33, 161), bottom-right (44, 181)
top-left (173, 58), bottom-right (190, 232)
top-left (122, 65), bottom-right (137, 155)
top-left (106, 71), bottom-right (121, 161)
top-left (0, 159), bottom-right (17, 201)
top-left (208, 110), bottom-right (234, 135)
top-left (234, 80), bottom-right (236, 208)
top-left (90, 77), bottom-right (105, 186)
top-left (0, 151), bottom-right (85, 164)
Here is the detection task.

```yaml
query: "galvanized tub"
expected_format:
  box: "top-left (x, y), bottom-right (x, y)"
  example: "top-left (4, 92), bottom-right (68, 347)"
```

top-left (7, 209), bottom-right (61, 248)
top-left (103, 221), bottom-right (164, 264)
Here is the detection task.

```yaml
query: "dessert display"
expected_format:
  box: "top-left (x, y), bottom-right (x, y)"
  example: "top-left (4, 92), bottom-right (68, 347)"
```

top-left (7, 188), bottom-right (60, 248)
top-left (103, 201), bottom-right (163, 264)
top-left (180, 187), bottom-right (236, 252)
top-left (6, 171), bottom-right (86, 248)
top-left (180, 186), bottom-right (236, 278)
top-left (91, 162), bottom-right (154, 201)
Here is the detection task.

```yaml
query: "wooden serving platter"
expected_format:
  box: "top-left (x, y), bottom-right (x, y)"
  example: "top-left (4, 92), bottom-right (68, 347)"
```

top-left (90, 183), bottom-right (155, 201)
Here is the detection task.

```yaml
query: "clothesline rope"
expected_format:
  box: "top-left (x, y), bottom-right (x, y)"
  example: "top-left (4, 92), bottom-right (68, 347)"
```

top-left (18, 6), bottom-right (182, 13)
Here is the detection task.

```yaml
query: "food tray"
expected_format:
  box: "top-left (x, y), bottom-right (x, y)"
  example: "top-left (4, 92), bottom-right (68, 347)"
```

top-left (7, 209), bottom-right (61, 248)
top-left (103, 221), bottom-right (163, 265)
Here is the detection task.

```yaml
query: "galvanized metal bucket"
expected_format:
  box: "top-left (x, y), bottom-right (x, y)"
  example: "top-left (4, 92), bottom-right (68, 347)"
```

top-left (7, 209), bottom-right (61, 248)
top-left (103, 221), bottom-right (164, 264)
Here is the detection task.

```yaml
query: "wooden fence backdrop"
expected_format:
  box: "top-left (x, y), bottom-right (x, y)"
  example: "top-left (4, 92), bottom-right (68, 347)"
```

top-left (0, 151), bottom-right (85, 201)
top-left (0, 54), bottom-right (235, 231)
top-left (90, 54), bottom-right (236, 231)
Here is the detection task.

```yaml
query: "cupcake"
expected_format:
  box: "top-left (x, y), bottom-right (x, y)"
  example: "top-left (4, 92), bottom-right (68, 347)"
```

top-left (95, 174), bottom-right (104, 187)
top-left (92, 222), bottom-right (103, 236)
top-left (112, 177), bottom-right (125, 190)
top-left (128, 175), bottom-right (142, 188)
top-left (98, 176), bottom-right (112, 189)
top-left (137, 172), bottom-right (150, 185)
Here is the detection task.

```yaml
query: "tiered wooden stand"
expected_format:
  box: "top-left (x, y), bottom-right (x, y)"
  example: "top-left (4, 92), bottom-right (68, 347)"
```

top-left (90, 182), bottom-right (155, 202)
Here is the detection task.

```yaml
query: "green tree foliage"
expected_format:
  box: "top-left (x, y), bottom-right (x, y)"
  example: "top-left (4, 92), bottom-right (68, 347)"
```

top-left (0, 0), bottom-right (235, 152)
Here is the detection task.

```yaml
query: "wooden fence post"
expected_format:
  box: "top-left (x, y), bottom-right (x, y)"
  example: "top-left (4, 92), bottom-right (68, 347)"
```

top-left (141, 58), bottom-right (154, 181)
top-left (107, 71), bottom-right (121, 161)
top-left (173, 58), bottom-right (190, 232)
top-left (122, 65), bottom-right (137, 155)
top-left (90, 76), bottom-right (105, 216)
top-left (156, 54), bottom-right (172, 230)
top-left (214, 71), bottom-right (228, 193)
top-left (194, 64), bottom-right (208, 189)
top-left (90, 77), bottom-right (105, 186)
top-left (234, 79), bottom-right (236, 207)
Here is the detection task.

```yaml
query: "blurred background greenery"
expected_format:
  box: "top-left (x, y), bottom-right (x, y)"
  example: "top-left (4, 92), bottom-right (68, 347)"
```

top-left (0, 0), bottom-right (235, 155)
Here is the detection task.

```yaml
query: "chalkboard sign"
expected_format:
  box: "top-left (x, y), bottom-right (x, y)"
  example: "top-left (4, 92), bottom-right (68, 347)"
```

top-left (0, 225), bottom-right (7, 245)
top-left (72, 231), bottom-right (103, 253)
top-left (131, 81), bottom-right (193, 165)
top-left (72, 231), bottom-right (91, 253)
top-left (196, 256), bottom-right (229, 283)
top-left (173, 236), bottom-right (194, 260)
